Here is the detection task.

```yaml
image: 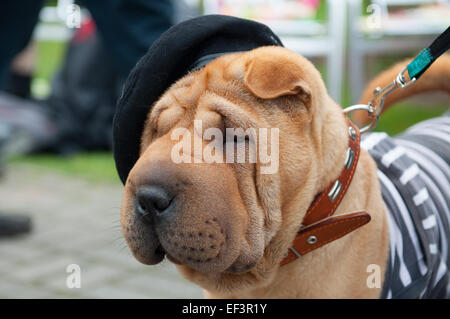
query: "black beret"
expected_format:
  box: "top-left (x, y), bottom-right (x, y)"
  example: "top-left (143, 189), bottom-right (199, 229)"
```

top-left (113, 14), bottom-right (283, 184)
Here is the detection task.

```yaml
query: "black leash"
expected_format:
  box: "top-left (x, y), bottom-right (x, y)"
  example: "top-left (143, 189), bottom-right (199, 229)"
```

top-left (407, 25), bottom-right (450, 80)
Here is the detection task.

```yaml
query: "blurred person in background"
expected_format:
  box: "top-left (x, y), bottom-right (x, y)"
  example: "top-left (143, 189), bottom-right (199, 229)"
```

top-left (0, 0), bottom-right (174, 237)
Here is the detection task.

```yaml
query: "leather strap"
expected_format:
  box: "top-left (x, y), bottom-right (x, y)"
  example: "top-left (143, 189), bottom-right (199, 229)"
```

top-left (302, 120), bottom-right (361, 226)
top-left (281, 119), bottom-right (371, 266)
top-left (280, 212), bottom-right (371, 266)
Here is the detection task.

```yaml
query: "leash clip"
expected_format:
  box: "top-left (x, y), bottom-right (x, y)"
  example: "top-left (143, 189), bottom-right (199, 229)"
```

top-left (343, 104), bottom-right (376, 134)
top-left (344, 66), bottom-right (416, 134)
top-left (396, 66), bottom-right (416, 89)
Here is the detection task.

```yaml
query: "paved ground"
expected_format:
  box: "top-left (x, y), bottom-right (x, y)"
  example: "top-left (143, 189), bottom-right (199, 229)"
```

top-left (0, 164), bottom-right (203, 299)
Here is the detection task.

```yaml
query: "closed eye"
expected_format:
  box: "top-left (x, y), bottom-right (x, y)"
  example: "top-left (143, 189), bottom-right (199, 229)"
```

top-left (156, 105), bottom-right (185, 137)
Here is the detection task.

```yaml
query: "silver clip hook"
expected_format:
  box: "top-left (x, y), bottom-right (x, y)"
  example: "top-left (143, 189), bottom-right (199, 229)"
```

top-left (396, 66), bottom-right (416, 89)
top-left (343, 66), bottom-right (416, 134)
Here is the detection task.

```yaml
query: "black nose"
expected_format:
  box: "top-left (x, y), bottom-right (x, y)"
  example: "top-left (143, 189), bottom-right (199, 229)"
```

top-left (136, 186), bottom-right (173, 220)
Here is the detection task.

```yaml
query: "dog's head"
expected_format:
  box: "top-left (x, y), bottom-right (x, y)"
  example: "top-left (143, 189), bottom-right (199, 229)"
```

top-left (120, 45), bottom-right (344, 294)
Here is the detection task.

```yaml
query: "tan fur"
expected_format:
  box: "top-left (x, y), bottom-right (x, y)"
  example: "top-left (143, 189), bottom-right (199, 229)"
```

top-left (121, 47), bottom-right (392, 298)
top-left (354, 54), bottom-right (450, 126)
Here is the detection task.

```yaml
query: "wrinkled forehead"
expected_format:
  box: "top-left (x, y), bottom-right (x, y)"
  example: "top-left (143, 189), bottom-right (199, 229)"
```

top-left (151, 52), bottom-right (249, 110)
top-left (178, 51), bottom-right (248, 87)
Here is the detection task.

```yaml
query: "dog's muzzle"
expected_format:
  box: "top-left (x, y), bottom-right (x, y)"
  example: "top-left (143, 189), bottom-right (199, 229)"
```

top-left (122, 153), bottom-right (252, 273)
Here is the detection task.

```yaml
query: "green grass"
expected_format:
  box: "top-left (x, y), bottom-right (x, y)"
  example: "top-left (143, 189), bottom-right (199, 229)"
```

top-left (373, 102), bottom-right (448, 135)
top-left (34, 41), bottom-right (67, 81)
top-left (31, 40), bottom-right (67, 98)
top-left (9, 152), bottom-right (120, 184)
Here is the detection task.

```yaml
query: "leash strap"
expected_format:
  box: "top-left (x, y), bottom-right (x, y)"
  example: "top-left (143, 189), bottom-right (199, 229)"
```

top-left (407, 26), bottom-right (450, 80)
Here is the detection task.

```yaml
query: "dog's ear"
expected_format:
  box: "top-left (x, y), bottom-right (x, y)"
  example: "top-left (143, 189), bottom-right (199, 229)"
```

top-left (244, 54), bottom-right (311, 100)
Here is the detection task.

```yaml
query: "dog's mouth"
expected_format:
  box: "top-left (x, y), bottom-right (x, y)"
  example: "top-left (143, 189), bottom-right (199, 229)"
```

top-left (165, 246), bottom-right (256, 274)
top-left (129, 216), bottom-right (257, 274)
top-left (155, 222), bottom-right (237, 273)
top-left (156, 230), bottom-right (260, 274)
top-left (125, 207), bottom-right (255, 273)
top-left (123, 166), bottom-right (265, 275)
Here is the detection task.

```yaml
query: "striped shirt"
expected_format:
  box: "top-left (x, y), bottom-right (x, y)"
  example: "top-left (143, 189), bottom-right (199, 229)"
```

top-left (361, 113), bottom-right (450, 299)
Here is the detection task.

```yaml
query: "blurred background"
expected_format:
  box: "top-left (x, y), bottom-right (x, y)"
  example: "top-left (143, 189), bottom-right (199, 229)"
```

top-left (0, 0), bottom-right (448, 298)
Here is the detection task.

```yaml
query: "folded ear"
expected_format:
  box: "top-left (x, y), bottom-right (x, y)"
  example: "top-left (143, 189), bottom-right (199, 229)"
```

top-left (244, 54), bottom-right (311, 100)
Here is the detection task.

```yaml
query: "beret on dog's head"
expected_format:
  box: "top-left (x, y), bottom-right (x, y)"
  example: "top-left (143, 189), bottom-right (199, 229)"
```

top-left (113, 15), bottom-right (283, 184)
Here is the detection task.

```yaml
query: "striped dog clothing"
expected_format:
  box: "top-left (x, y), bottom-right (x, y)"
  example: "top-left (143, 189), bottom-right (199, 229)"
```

top-left (361, 113), bottom-right (450, 298)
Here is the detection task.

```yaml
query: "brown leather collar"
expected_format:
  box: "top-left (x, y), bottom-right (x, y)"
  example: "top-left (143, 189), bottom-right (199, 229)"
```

top-left (280, 119), bottom-right (371, 266)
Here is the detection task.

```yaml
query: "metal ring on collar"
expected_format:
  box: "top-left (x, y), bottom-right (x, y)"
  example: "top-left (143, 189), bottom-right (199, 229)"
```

top-left (343, 104), bottom-right (376, 134)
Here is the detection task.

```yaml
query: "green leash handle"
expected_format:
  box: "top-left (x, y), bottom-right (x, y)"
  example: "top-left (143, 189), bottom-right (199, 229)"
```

top-left (407, 25), bottom-right (450, 81)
